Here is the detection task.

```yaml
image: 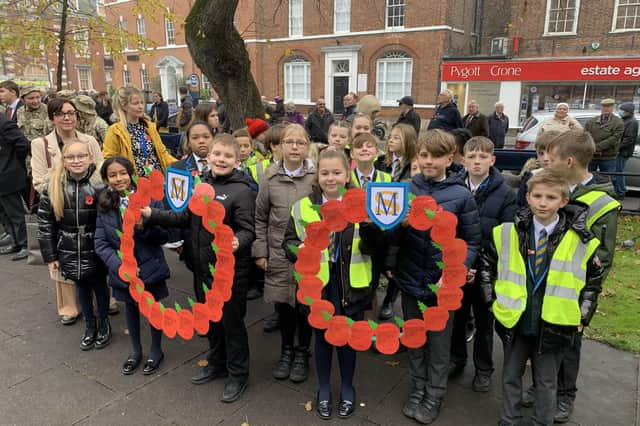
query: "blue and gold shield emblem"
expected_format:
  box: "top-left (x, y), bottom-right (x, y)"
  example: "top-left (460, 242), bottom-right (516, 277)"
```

top-left (366, 182), bottom-right (410, 230)
top-left (165, 167), bottom-right (193, 212)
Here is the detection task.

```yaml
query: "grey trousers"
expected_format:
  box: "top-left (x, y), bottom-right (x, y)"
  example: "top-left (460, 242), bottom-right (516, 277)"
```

top-left (402, 292), bottom-right (455, 401)
top-left (0, 191), bottom-right (26, 248)
top-left (501, 333), bottom-right (564, 426)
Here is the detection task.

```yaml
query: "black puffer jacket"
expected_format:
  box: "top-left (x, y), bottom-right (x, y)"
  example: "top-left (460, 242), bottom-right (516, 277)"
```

top-left (37, 165), bottom-right (106, 280)
top-left (427, 102), bottom-right (464, 132)
top-left (386, 172), bottom-right (481, 302)
top-left (148, 170), bottom-right (256, 300)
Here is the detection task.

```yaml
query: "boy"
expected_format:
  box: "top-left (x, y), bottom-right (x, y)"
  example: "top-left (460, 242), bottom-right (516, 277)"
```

top-left (517, 130), bottom-right (560, 207)
top-left (386, 129), bottom-right (481, 424)
top-left (350, 133), bottom-right (391, 188)
top-left (143, 134), bottom-right (256, 403)
top-left (543, 128), bottom-right (620, 422)
top-left (449, 136), bottom-right (517, 391)
top-left (480, 170), bottom-right (603, 426)
top-left (233, 128), bottom-right (264, 170)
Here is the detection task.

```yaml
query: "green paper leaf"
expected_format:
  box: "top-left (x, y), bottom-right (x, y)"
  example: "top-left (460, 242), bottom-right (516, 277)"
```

top-left (208, 263), bottom-right (215, 276)
top-left (288, 244), bottom-right (300, 255)
top-left (194, 175), bottom-right (202, 185)
top-left (117, 250), bottom-right (123, 260)
top-left (124, 189), bottom-right (131, 197)
top-left (368, 319), bottom-right (379, 330)
top-left (338, 186), bottom-right (347, 196)
top-left (431, 241), bottom-right (442, 250)
top-left (131, 175), bottom-right (139, 184)
top-left (202, 282), bottom-right (210, 293)
top-left (321, 311), bottom-right (332, 321)
top-left (146, 297), bottom-right (153, 306)
top-left (208, 219), bottom-right (217, 230)
top-left (436, 261), bottom-right (445, 270)
top-left (428, 284), bottom-right (439, 293)
top-left (174, 302), bottom-right (182, 312)
top-left (394, 316), bottom-right (405, 328)
top-left (304, 296), bottom-right (314, 305)
top-left (310, 204), bottom-right (322, 214)
top-left (203, 194), bottom-right (210, 203)
top-left (159, 302), bottom-right (166, 312)
top-left (211, 243), bottom-right (219, 252)
top-left (346, 317), bottom-right (354, 326)
top-left (408, 193), bottom-right (416, 201)
top-left (418, 301), bottom-right (427, 313)
top-left (299, 218), bottom-right (309, 228)
top-left (293, 271), bottom-right (302, 281)
top-left (136, 284), bottom-right (143, 293)
top-left (188, 297), bottom-right (195, 307)
top-left (425, 209), bottom-right (435, 219)
top-left (123, 272), bottom-right (130, 280)
top-left (144, 165), bottom-right (152, 176)
top-left (116, 229), bottom-right (123, 238)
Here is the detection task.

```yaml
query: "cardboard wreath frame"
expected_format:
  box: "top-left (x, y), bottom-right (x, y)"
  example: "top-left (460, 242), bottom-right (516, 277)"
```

top-left (293, 188), bottom-right (467, 354)
top-left (118, 169), bottom-right (234, 340)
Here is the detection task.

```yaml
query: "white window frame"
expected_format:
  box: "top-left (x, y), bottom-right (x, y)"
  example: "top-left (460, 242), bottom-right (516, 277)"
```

top-left (612, 0), bottom-right (640, 32)
top-left (74, 29), bottom-right (90, 58)
top-left (123, 69), bottom-right (131, 86)
top-left (385, 0), bottom-right (406, 29)
top-left (334, 0), bottom-right (351, 34)
top-left (289, 0), bottom-right (303, 38)
top-left (119, 16), bottom-right (128, 51)
top-left (165, 16), bottom-right (176, 45)
top-left (76, 67), bottom-right (93, 91)
top-left (543, 0), bottom-right (580, 35)
top-left (136, 15), bottom-right (146, 48)
top-left (284, 57), bottom-right (311, 103)
top-left (140, 68), bottom-right (150, 91)
top-left (375, 51), bottom-right (413, 105)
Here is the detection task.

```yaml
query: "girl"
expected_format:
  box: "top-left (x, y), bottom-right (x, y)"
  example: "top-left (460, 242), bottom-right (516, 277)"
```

top-left (38, 142), bottom-right (111, 351)
top-left (327, 121), bottom-right (351, 152)
top-left (95, 157), bottom-right (170, 375)
top-left (284, 149), bottom-right (381, 420)
top-left (253, 123), bottom-right (316, 383)
top-left (194, 102), bottom-right (220, 134)
top-left (351, 113), bottom-right (372, 138)
top-left (375, 123), bottom-right (417, 183)
top-left (103, 86), bottom-right (176, 176)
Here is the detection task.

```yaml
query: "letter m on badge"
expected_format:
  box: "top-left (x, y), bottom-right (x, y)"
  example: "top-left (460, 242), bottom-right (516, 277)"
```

top-left (165, 167), bottom-right (193, 212)
top-left (366, 182), bottom-right (409, 230)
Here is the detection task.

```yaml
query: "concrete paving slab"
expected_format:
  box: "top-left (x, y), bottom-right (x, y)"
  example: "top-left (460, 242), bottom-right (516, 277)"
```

top-left (74, 395), bottom-right (173, 426)
top-left (0, 336), bottom-right (55, 389)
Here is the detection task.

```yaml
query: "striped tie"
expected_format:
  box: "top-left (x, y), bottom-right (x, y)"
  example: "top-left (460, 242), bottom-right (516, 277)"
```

top-left (328, 232), bottom-right (338, 262)
top-left (392, 159), bottom-right (401, 181)
top-left (534, 229), bottom-right (548, 277)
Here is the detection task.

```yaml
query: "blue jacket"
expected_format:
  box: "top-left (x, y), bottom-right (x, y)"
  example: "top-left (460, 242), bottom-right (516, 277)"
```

top-left (427, 102), bottom-right (463, 132)
top-left (386, 172), bottom-right (481, 302)
top-left (95, 199), bottom-right (170, 291)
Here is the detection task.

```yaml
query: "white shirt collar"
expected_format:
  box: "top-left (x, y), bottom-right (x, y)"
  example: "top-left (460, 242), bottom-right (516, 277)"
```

top-left (193, 154), bottom-right (208, 172)
top-left (8, 98), bottom-right (19, 111)
top-left (532, 215), bottom-right (559, 243)
top-left (355, 167), bottom-right (375, 183)
top-left (284, 163), bottom-right (304, 177)
top-left (569, 173), bottom-right (593, 194)
top-left (392, 154), bottom-right (403, 163)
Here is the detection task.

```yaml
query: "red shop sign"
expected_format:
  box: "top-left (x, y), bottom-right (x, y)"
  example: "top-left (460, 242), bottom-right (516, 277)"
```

top-left (442, 58), bottom-right (640, 82)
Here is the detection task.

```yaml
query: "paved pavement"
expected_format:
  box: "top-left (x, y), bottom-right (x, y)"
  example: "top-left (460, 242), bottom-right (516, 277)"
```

top-left (0, 253), bottom-right (637, 426)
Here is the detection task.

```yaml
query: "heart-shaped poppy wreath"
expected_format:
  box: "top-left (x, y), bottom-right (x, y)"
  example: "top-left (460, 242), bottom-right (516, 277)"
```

top-left (293, 188), bottom-right (467, 355)
top-left (117, 169), bottom-right (234, 340)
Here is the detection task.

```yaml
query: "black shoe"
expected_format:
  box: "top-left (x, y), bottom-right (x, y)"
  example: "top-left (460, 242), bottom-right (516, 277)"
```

top-left (108, 302), bottom-right (120, 315)
top-left (414, 397), bottom-right (442, 425)
top-left (142, 353), bottom-right (164, 375)
top-left (80, 319), bottom-right (97, 351)
top-left (94, 317), bottom-right (112, 349)
top-left (122, 354), bottom-right (142, 375)
top-left (246, 287), bottom-right (263, 301)
top-left (337, 398), bottom-right (355, 419)
top-left (273, 346), bottom-right (294, 380)
top-left (378, 303), bottom-right (393, 320)
top-left (0, 232), bottom-right (12, 246)
top-left (11, 248), bottom-right (27, 261)
top-left (221, 380), bottom-right (247, 403)
top-left (472, 373), bottom-right (491, 392)
top-left (448, 362), bottom-right (465, 378)
top-left (402, 386), bottom-right (425, 419)
top-left (316, 392), bottom-right (332, 420)
top-left (191, 365), bottom-right (228, 385)
top-left (522, 383), bottom-right (535, 408)
top-left (0, 245), bottom-right (20, 255)
top-left (263, 312), bottom-right (280, 333)
top-left (554, 399), bottom-right (574, 423)
top-left (289, 347), bottom-right (310, 383)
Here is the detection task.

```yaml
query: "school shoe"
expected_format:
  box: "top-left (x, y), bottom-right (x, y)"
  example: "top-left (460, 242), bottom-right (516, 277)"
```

top-left (108, 301), bottom-right (120, 315)
top-left (378, 303), bottom-right (394, 320)
top-left (80, 319), bottom-right (97, 350)
top-left (402, 386), bottom-right (425, 419)
top-left (11, 248), bottom-right (28, 261)
top-left (289, 347), bottom-right (310, 383)
top-left (94, 317), bottom-right (112, 349)
top-left (60, 315), bottom-right (78, 325)
top-left (316, 392), bottom-right (332, 420)
top-left (221, 380), bottom-right (247, 403)
top-left (122, 354), bottom-right (142, 375)
top-left (0, 232), bottom-right (12, 246)
top-left (337, 394), bottom-right (356, 419)
top-left (553, 399), bottom-right (574, 423)
top-left (472, 373), bottom-right (491, 392)
top-left (414, 397), bottom-right (442, 425)
top-left (142, 353), bottom-right (164, 375)
top-left (0, 245), bottom-right (20, 255)
top-left (191, 365), bottom-right (228, 384)
top-left (273, 346), bottom-right (294, 379)
top-left (522, 384), bottom-right (535, 408)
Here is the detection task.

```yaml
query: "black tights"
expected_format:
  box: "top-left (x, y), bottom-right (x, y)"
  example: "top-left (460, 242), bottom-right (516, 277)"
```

top-left (275, 302), bottom-right (312, 350)
top-left (75, 275), bottom-right (109, 322)
top-left (125, 301), bottom-right (163, 360)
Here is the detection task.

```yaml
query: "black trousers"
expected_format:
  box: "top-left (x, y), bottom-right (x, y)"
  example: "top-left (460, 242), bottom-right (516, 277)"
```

top-left (276, 302), bottom-right (311, 350)
top-left (450, 281), bottom-right (494, 375)
top-left (0, 191), bottom-right (26, 248)
top-left (557, 330), bottom-right (582, 401)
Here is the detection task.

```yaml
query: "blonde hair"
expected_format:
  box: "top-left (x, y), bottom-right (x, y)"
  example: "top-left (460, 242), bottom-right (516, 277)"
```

top-left (49, 143), bottom-right (93, 220)
top-left (385, 123), bottom-right (417, 167)
top-left (416, 129), bottom-right (457, 158)
top-left (112, 86), bottom-right (143, 125)
top-left (232, 128), bottom-right (254, 148)
top-left (527, 169), bottom-right (570, 199)
top-left (211, 133), bottom-right (240, 158)
top-left (314, 148), bottom-right (353, 191)
top-left (546, 128), bottom-right (595, 168)
top-left (328, 120), bottom-right (351, 138)
top-left (282, 123), bottom-right (310, 145)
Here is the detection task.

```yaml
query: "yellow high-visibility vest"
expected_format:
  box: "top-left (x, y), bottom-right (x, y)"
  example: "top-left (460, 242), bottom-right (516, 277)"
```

top-left (350, 169), bottom-right (391, 188)
top-left (248, 159), bottom-right (272, 185)
top-left (575, 190), bottom-right (620, 229)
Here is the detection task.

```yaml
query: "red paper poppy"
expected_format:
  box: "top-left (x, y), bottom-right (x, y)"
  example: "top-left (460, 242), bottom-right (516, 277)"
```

top-left (308, 299), bottom-right (335, 330)
top-left (340, 189), bottom-right (368, 223)
top-left (118, 258), bottom-right (137, 282)
top-left (320, 200), bottom-right (348, 232)
top-left (441, 238), bottom-right (467, 264)
top-left (139, 291), bottom-right (154, 318)
top-left (177, 309), bottom-right (195, 340)
top-left (422, 306), bottom-right (449, 332)
top-left (294, 247), bottom-right (322, 275)
top-left (214, 224), bottom-right (235, 248)
top-left (400, 319), bottom-right (427, 349)
top-left (348, 321), bottom-right (374, 351)
top-left (296, 275), bottom-right (323, 305)
top-left (374, 323), bottom-right (401, 355)
top-left (206, 201), bottom-right (226, 224)
top-left (205, 292), bottom-right (224, 322)
top-left (437, 287), bottom-right (463, 311)
top-left (189, 183), bottom-right (216, 216)
top-left (215, 250), bottom-right (236, 272)
top-left (149, 170), bottom-right (165, 200)
top-left (441, 264), bottom-right (468, 288)
top-left (136, 177), bottom-right (151, 199)
top-left (408, 196), bottom-right (437, 230)
top-left (211, 280), bottom-right (232, 301)
top-left (192, 303), bottom-right (211, 335)
top-left (304, 222), bottom-right (331, 250)
top-left (128, 280), bottom-right (143, 303)
top-left (324, 315), bottom-right (352, 347)
top-left (430, 211), bottom-right (458, 243)
top-left (162, 308), bottom-right (178, 338)
top-left (84, 195), bottom-right (94, 205)
top-left (149, 302), bottom-right (164, 331)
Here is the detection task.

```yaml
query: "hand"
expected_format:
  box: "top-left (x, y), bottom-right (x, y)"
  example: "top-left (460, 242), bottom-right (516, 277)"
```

top-left (47, 261), bottom-right (59, 273)
top-left (385, 270), bottom-right (393, 279)
top-left (578, 325), bottom-right (584, 333)
top-left (140, 206), bottom-right (152, 218)
top-left (232, 236), bottom-right (239, 252)
top-left (298, 243), bottom-right (305, 250)
top-left (435, 278), bottom-right (443, 288)
top-left (255, 258), bottom-right (268, 271)
top-left (466, 269), bottom-right (476, 283)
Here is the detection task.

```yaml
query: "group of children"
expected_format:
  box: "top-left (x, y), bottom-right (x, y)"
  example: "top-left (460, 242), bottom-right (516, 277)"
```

top-left (35, 99), bottom-right (619, 425)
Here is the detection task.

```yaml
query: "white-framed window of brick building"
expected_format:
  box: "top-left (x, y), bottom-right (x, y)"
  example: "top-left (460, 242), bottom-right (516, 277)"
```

top-left (140, 68), bottom-right (150, 92)
top-left (284, 56), bottom-right (310, 103)
top-left (165, 16), bottom-right (176, 45)
top-left (544, 0), bottom-right (580, 35)
top-left (123, 68), bottom-right (131, 86)
top-left (74, 29), bottom-right (90, 58)
top-left (137, 15), bottom-right (146, 48)
top-left (77, 67), bottom-right (93, 91)
top-left (119, 16), bottom-right (128, 50)
top-left (334, 0), bottom-right (350, 33)
top-left (386, 0), bottom-right (406, 29)
top-left (289, 0), bottom-right (303, 37)
top-left (376, 51), bottom-right (412, 104)
top-left (202, 74), bottom-right (211, 91)
top-left (612, 0), bottom-right (640, 31)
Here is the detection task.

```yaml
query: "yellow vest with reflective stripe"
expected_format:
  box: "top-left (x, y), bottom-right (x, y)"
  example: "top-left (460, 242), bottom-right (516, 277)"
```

top-left (291, 197), bottom-right (372, 288)
top-left (492, 223), bottom-right (600, 328)
top-left (350, 170), bottom-right (392, 188)
top-left (248, 159), bottom-right (272, 185)
top-left (575, 190), bottom-right (620, 229)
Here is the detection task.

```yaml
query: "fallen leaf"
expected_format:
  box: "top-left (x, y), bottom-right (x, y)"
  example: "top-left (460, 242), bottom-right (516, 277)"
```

top-left (304, 400), bottom-right (313, 411)
top-left (241, 422), bottom-right (249, 426)
top-left (634, 259), bottom-right (640, 265)
top-left (197, 359), bottom-right (209, 367)
top-left (385, 361), bottom-right (400, 367)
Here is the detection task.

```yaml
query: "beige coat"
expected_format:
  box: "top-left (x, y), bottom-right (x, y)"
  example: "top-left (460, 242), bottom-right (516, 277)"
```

top-left (538, 115), bottom-right (582, 135)
top-left (252, 160), bottom-right (316, 306)
top-left (31, 130), bottom-right (103, 193)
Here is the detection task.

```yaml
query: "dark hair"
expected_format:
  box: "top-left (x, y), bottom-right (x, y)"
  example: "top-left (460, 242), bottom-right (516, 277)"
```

top-left (179, 86), bottom-right (188, 95)
top-left (194, 102), bottom-right (217, 123)
top-left (0, 80), bottom-right (19, 97)
top-left (262, 123), bottom-right (288, 151)
top-left (153, 91), bottom-right (163, 101)
top-left (450, 128), bottom-right (472, 155)
top-left (47, 97), bottom-right (77, 120)
top-left (98, 156), bottom-right (135, 212)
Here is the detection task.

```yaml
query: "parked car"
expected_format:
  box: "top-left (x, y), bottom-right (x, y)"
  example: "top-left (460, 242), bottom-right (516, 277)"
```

top-left (515, 111), bottom-right (640, 191)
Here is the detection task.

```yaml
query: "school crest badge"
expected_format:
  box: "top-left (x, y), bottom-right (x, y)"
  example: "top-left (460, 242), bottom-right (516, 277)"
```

top-left (366, 182), bottom-right (410, 230)
top-left (165, 167), bottom-right (193, 212)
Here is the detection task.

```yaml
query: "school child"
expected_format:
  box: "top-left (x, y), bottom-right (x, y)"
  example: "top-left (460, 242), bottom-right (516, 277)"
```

top-left (327, 120), bottom-right (352, 152)
top-left (284, 148), bottom-right (382, 420)
top-left (95, 157), bottom-right (170, 375)
top-left (351, 113), bottom-right (373, 138)
top-left (385, 129), bottom-right (480, 424)
top-left (449, 136), bottom-right (517, 391)
top-left (141, 133), bottom-right (256, 403)
top-left (253, 123), bottom-right (316, 382)
top-left (247, 123), bottom-right (288, 188)
top-left (234, 128), bottom-right (263, 170)
top-left (374, 123), bottom-right (417, 182)
top-left (516, 130), bottom-right (558, 207)
top-left (38, 142), bottom-right (111, 351)
top-left (534, 129), bottom-right (620, 423)
top-left (479, 170), bottom-right (603, 426)
top-left (349, 133), bottom-right (391, 188)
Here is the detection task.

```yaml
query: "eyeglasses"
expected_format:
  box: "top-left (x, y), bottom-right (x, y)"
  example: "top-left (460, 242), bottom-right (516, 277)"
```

top-left (63, 153), bottom-right (89, 161)
top-left (53, 111), bottom-right (78, 119)
top-left (282, 140), bottom-right (308, 147)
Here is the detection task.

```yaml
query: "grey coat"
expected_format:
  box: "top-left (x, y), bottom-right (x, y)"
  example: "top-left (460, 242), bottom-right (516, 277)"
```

top-left (252, 160), bottom-right (316, 306)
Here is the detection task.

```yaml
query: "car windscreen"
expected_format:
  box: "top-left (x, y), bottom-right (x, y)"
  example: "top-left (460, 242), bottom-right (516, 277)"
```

top-left (521, 116), bottom-right (538, 132)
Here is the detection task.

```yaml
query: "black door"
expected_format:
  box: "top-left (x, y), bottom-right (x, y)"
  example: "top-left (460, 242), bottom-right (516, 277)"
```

top-left (333, 76), bottom-right (349, 114)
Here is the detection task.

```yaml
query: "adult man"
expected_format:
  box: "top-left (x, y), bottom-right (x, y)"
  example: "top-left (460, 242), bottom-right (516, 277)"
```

top-left (72, 95), bottom-right (109, 147)
top-left (0, 80), bottom-right (23, 122)
top-left (341, 92), bottom-right (357, 122)
top-left (614, 102), bottom-right (638, 198)
top-left (585, 98), bottom-right (624, 175)
top-left (17, 85), bottom-right (51, 141)
top-left (428, 89), bottom-right (463, 132)
top-left (305, 98), bottom-right (334, 143)
top-left (395, 95), bottom-right (421, 135)
top-left (463, 100), bottom-right (489, 137)
top-left (177, 86), bottom-right (193, 131)
top-left (488, 101), bottom-right (509, 148)
top-left (0, 114), bottom-right (29, 260)
top-left (149, 92), bottom-right (169, 130)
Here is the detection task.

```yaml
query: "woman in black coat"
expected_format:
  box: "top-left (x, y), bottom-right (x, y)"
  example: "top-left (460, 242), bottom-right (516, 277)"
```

top-left (149, 92), bottom-right (169, 130)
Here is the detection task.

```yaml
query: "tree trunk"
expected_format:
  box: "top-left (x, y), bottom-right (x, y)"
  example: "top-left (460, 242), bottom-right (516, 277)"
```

top-left (56, 0), bottom-right (69, 91)
top-left (185, 0), bottom-right (264, 131)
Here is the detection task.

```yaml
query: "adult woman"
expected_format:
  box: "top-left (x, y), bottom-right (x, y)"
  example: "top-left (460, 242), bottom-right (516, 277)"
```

top-left (149, 92), bottom-right (169, 131)
top-left (538, 103), bottom-right (582, 135)
top-left (102, 86), bottom-right (176, 176)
